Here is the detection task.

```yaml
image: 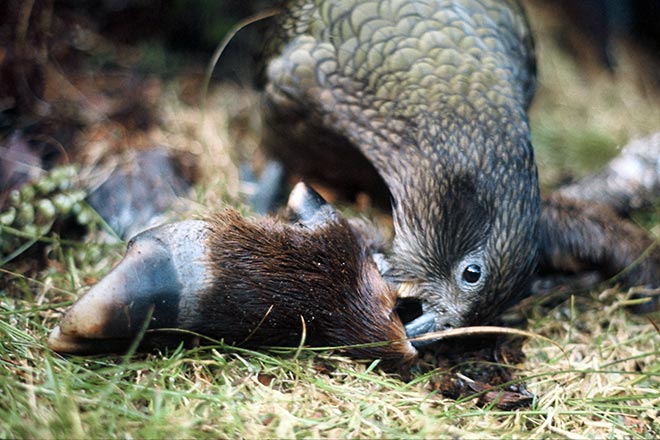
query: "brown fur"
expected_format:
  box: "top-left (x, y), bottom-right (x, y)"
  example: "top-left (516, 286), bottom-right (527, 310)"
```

top-left (178, 209), bottom-right (417, 372)
top-left (538, 194), bottom-right (660, 309)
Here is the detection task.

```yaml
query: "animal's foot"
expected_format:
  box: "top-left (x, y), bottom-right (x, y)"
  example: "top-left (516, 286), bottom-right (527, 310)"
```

top-left (557, 131), bottom-right (660, 215)
top-left (537, 194), bottom-right (660, 312)
top-left (48, 219), bottom-right (211, 353)
top-left (240, 159), bottom-right (286, 214)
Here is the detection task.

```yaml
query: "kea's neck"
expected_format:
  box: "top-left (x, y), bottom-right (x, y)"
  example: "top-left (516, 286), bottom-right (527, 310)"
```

top-left (347, 100), bottom-right (536, 201)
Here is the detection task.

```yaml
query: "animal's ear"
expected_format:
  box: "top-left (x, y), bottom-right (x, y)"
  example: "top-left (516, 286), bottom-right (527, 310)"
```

top-left (286, 182), bottom-right (338, 228)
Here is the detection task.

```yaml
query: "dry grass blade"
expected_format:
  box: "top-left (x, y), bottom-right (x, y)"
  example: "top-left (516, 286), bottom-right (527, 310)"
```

top-left (408, 325), bottom-right (567, 358)
top-left (201, 8), bottom-right (282, 114)
top-left (648, 316), bottom-right (660, 335)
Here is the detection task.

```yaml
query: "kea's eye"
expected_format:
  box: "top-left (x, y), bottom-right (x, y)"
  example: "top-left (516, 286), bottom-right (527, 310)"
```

top-left (462, 264), bottom-right (482, 284)
top-left (456, 255), bottom-right (487, 292)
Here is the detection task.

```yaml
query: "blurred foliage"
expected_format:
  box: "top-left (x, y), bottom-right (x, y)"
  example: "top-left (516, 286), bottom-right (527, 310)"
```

top-left (54, 0), bottom-right (271, 67)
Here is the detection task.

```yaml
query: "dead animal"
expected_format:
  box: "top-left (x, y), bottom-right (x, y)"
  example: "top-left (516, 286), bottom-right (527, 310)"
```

top-left (48, 183), bottom-right (417, 374)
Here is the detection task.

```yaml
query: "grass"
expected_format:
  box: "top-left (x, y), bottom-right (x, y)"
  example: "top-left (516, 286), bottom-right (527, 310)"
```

top-left (2, 284), bottom-right (659, 437)
top-left (2, 2), bottom-right (660, 438)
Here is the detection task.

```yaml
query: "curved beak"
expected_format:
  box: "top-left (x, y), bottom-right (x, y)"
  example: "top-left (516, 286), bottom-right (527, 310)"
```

top-left (48, 220), bottom-right (211, 354)
top-left (397, 283), bottom-right (442, 347)
top-left (404, 313), bottom-right (438, 347)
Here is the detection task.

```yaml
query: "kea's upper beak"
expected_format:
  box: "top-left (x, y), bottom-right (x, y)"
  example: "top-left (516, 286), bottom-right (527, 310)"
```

top-left (48, 220), bottom-right (211, 353)
top-left (404, 312), bottom-right (437, 346)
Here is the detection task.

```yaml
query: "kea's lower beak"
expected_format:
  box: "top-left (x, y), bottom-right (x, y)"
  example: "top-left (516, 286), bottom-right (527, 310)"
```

top-left (48, 220), bottom-right (211, 354)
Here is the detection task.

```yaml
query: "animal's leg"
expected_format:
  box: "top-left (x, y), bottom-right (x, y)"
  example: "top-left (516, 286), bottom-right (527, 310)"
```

top-left (536, 193), bottom-right (659, 312)
top-left (556, 131), bottom-right (660, 215)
